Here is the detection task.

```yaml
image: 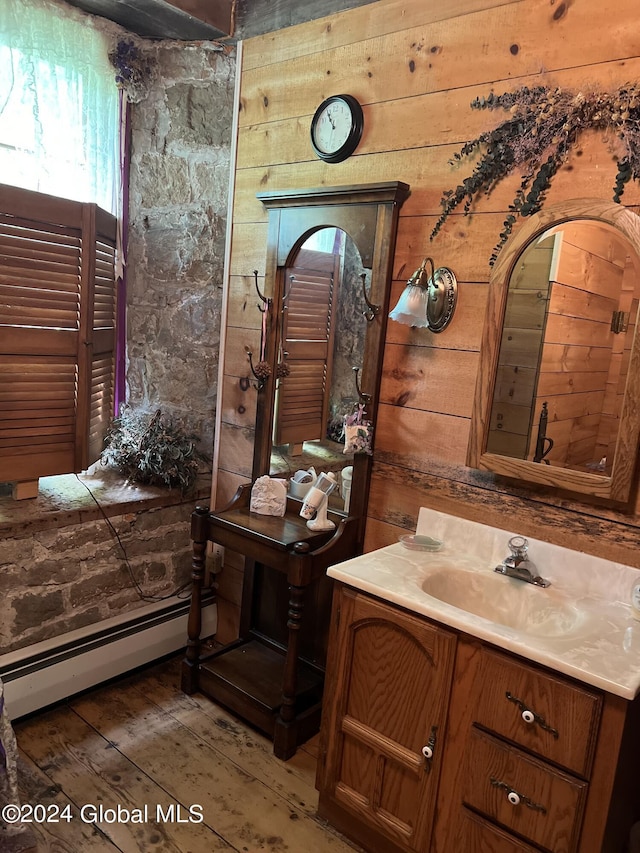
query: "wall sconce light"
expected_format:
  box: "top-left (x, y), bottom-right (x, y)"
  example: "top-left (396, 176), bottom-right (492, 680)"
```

top-left (389, 257), bottom-right (458, 332)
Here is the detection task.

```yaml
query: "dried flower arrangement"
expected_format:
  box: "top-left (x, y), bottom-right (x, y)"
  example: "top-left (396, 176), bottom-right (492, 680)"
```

top-left (101, 407), bottom-right (206, 493)
top-left (108, 39), bottom-right (155, 104)
top-left (431, 84), bottom-right (640, 265)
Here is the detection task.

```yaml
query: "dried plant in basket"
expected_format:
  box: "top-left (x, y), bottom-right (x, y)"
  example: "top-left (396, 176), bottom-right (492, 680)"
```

top-left (101, 407), bottom-right (207, 493)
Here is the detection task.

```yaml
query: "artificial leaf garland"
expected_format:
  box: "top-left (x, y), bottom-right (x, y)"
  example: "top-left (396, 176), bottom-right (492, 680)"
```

top-left (431, 84), bottom-right (640, 265)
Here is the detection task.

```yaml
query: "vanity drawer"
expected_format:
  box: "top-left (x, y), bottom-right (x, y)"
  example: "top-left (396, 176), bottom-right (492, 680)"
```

top-left (462, 727), bottom-right (587, 853)
top-left (473, 647), bottom-right (601, 776)
top-left (450, 807), bottom-right (542, 853)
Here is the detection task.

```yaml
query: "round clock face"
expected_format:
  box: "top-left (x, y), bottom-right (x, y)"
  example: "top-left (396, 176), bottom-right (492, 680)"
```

top-left (310, 94), bottom-right (364, 163)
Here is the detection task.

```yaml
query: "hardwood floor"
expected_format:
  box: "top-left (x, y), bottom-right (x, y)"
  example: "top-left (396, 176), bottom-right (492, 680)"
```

top-left (11, 655), bottom-right (361, 853)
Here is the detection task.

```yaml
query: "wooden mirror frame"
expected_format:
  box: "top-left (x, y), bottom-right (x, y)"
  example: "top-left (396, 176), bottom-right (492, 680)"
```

top-left (253, 181), bottom-right (410, 540)
top-left (467, 198), bottom-right (640, 504)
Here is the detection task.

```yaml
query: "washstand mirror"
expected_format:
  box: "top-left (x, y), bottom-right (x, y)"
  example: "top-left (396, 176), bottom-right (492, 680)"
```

top-left (254, 182), bottom-right (411, 534)
top-left (468, 199), bottom-right (640, 503)
top-left (269, 226), bottom-right (369, 513)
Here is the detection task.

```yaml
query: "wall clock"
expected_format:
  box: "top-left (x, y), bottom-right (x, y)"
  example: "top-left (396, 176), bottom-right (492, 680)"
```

top-left (310, 94), bottom-right (364, 163)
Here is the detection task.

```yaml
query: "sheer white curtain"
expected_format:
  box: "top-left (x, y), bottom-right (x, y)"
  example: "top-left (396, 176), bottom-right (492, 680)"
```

top-left (0, 0), bottom-right (119, 213)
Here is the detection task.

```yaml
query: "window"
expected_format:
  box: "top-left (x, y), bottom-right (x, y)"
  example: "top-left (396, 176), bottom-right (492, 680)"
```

top-left (0, 0), bottom-right (119, 212)
top-left (0, 0), bottom-right (121, 485)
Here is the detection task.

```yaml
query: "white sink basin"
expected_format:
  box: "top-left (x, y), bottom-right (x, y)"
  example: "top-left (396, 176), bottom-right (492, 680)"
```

top-left (421, 568), bottom-right (583, 637)
top-left (329, 506), bottom-right (640, 698)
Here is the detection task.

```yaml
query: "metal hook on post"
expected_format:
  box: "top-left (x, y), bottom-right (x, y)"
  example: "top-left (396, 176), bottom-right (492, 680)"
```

top-left (245, 346), bottom-right (271, 391)
top-left (353, 366), bottom-right (372, 410)
top-left (253, 269), bottom-right (269, 312)
top-left (282, 274), bottom-right (294, 305)
top-left (360, 273), bottom-right (380, 322)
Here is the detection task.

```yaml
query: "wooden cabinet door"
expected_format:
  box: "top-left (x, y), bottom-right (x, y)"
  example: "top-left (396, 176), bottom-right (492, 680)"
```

top-left (318, 586), bottom-right (457, 853)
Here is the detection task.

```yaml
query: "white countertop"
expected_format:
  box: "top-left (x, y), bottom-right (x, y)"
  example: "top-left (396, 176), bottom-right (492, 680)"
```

top-left (327, 508), bottom-right (640, 700)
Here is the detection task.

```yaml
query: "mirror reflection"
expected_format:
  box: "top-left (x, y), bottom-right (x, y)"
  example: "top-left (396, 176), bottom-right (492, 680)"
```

top-left (488, 219), bottom-right (640, 475)
top-left (269, 227), bottom-right (369, 512)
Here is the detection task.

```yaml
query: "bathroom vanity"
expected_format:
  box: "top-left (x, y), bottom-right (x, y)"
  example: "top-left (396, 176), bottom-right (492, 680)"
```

top-left (316, 509), bottom-right (640, 853)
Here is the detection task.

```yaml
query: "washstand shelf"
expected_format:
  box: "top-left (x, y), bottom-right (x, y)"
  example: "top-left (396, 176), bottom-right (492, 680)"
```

top-left (181, 483), bottom-right (359, 760)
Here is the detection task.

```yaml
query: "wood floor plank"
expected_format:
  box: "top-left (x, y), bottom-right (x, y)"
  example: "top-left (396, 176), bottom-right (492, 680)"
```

top-left (299, 733), bottom-right (321, 760)
top-left (16, 749), bottom-right (120, 852)
top-left (16, 706), bottom-right (233, 853)
top-left (68, 677), bottom-right (358, 853)
top-left (127, 659), bottom-right (320, 814)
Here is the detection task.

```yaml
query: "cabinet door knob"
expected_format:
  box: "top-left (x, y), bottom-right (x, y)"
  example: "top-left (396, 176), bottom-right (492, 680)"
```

top-left (422, 725), bottom-right (438, 771)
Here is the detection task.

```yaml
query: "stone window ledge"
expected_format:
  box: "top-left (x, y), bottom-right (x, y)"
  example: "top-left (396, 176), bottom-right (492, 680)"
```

top-left (0, 469), bottom-right (211, 538)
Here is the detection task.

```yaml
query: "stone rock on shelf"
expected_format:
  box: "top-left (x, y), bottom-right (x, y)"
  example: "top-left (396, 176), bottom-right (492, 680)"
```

top-left (249, 476), bottom-right (287, 517)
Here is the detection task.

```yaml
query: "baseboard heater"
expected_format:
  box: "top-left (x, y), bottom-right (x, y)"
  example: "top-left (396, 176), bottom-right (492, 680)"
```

top-left (0, 594), bottom-right (216, 721)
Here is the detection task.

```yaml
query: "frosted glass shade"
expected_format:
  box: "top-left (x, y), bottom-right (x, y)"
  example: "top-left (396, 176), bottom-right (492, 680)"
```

top-left (388, 283), bottom-right (430, 327)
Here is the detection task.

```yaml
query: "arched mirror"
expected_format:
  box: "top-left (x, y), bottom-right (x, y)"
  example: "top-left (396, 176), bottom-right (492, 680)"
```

top-left (254, 182), bottom-right (411, 534)
top-left (468, 199), bottom-right (640, 503)
top-left (269, 226), bottom-right (370, 512)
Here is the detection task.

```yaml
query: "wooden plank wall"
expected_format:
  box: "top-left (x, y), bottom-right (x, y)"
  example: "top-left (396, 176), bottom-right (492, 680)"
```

top-left (488, 237), bottom-right (552, 460)
top-left (535, 225), bottom-right (623, 469)
top-left (215, 0), bottom-right (640, 636)
top-left (234, 0), bottom-right (379, 40)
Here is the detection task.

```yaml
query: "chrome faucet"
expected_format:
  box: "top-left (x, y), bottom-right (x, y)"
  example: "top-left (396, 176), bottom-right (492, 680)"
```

top-left (495, 536), bottom-right (551, 588)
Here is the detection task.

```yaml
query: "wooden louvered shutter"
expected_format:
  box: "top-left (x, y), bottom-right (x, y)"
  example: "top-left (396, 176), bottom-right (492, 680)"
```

top-left (0, 184), bottom-right (117, 484)
top-left (273, 249), bottom-right (339, 448)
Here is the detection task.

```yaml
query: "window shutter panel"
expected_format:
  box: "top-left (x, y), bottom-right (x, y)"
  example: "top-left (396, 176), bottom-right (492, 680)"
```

top-left (274, 252), bottom-right (338, 447)
top-left (86, 208), bottom-right (118, 466)
top-left (0, 184), bottom-right (117, 482)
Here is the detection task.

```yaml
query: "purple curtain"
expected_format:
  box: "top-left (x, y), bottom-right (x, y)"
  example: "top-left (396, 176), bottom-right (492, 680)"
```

top-left (114, 92), bottom-right (131, 415)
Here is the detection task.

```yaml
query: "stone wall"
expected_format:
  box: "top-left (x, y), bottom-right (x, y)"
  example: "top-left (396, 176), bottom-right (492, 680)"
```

top-left (328, 235), bottom-right (369, 425)
top-left (0, 473), bottom-right (202, 655)
top-left (0, 494), bottom-right (196, 655)
top-left (125, 39), bottom-right (236, 459)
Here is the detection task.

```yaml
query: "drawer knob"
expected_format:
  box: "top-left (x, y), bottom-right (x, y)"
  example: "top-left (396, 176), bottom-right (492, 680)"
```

top-left (505, 691), bottom-right (559, 738)
top-left (490, 777), bottom-right (547, 814)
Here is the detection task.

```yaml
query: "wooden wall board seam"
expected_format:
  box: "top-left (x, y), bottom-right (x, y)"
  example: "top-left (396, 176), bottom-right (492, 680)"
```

top-left (240, 0), bottom-right (532, 72)
top-left (238, 4), bottom-right (640, 127)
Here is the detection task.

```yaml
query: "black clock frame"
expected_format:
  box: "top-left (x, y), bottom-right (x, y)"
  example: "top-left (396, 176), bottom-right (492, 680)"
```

top-left (310, 94), bottom-right (364, 164)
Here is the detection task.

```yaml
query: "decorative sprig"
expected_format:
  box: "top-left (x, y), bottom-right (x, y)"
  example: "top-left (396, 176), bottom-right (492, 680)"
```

top-left (101, 407), bottom-right (206, 493)
top-left (431, 84), bottom-right (640, 265)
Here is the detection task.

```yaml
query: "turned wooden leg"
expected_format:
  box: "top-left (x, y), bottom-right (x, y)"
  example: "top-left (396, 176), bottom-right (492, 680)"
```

top-left (181, 505), bottom-right (210, 694)
top-left (274, 582), bottom-right (305, 760)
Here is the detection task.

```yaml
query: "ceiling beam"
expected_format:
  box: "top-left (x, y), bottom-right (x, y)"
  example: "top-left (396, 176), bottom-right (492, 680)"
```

top-left (63, 0), bottom-right (235, 40)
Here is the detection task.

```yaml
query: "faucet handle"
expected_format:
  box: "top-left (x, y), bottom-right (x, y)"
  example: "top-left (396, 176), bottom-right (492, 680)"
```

top-left (508, 535), bottom-right (529, 560)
